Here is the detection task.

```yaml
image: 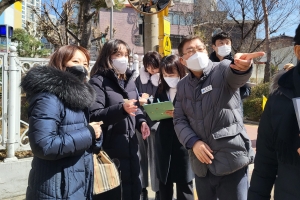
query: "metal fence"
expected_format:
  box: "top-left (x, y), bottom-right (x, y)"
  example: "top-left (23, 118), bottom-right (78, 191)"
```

top-left (0, 46), bottom-right (142, 162)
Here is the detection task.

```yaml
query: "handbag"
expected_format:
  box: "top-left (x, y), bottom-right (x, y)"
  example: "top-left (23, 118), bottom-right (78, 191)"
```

top-left (93, 150), bottom-right (121, 194)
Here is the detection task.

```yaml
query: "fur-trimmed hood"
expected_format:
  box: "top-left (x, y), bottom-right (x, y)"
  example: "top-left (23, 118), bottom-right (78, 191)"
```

top-left (20, 66), bottom-right (95, 110)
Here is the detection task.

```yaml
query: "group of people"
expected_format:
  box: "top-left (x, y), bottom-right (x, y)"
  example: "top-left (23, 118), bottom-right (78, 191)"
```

top-left (21, 23), bottom-right (300, 200)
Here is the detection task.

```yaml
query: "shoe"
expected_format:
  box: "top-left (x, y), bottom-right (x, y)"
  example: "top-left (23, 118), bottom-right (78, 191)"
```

top-left (155, 191), bottom-right (160, 200)
top-left (140, 188), bottom-right (148, 200)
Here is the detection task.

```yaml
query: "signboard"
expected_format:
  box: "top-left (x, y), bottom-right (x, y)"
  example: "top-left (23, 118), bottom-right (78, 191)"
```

top-left (163, 36), bottom-right (171, 56)
top-left (105, 0), bottom-right (115, 8)
top-left (0, 37), bottom-right (10, 53)
top-left (163, 19), bottom-right (170, 36)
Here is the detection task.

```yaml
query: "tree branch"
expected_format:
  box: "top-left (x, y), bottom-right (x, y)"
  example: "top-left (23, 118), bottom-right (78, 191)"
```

top-left (50, 2), bottom-right (81, 43)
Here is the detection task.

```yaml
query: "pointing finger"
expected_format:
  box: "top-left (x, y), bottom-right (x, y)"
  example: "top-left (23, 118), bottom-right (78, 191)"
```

top-left (240, 51), bottom-right (265, 60)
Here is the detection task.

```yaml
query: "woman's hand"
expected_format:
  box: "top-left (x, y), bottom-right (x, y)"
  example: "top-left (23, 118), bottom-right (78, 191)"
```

top-left (165, 110), bottom-right (174, 117)
top-left (123, 99), bottom-right (138, 116)
top-left (89, 121), bottom-right (103, 139)
top-left (141, 122), bottom-right (150, 140)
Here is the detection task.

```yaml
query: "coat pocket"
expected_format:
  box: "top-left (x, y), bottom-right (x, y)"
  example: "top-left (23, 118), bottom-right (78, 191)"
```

top-left (188, 149), bottom-right (208, 177)
top-left (209, 124), bottom-right (252, 176)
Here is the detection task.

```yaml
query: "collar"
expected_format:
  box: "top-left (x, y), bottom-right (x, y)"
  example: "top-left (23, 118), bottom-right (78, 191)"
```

top-left (139, 66), bottom-right (159, 86)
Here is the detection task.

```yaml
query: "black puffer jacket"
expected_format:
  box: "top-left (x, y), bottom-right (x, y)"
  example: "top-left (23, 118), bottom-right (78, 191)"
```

top-left (248, 64), bottom-right (300, 200)
top-left (89, 68), bottom-right (146, 200)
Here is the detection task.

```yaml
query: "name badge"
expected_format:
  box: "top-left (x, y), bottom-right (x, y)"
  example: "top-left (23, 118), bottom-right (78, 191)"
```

top-left (201, 85), bottom-right (212, 94)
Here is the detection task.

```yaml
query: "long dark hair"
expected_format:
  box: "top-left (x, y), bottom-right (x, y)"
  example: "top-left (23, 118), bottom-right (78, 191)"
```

top-left (158, 55), bottom-right (186, 93)
top-left (90, 39), bottom-right (131, 76)
top-left (49, 45), bottom-right (90, 71)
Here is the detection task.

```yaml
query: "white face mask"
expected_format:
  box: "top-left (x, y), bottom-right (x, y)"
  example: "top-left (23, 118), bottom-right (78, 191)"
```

top-left (217, 45), bottom-right (231, 57)
top-left (112, 57), bottom-right (128, 74)
top-left (164, 77), bottom-right (180, 88)
top-left (186, 52), bottom-right (209, 72)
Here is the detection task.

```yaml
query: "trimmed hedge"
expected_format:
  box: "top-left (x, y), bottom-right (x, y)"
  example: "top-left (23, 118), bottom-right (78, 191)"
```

top-left (243, 82), bottom-right (270, 122)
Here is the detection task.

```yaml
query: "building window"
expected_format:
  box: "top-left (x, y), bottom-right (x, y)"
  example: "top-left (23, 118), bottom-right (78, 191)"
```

top-left (179, 15), bottom-right (186, 25)
top-left (185, 14), bottom-right (193, 26)
top-left (170, 35), bottom-right (184, 50)
top-left (172, 13), bottom-right (179, 25)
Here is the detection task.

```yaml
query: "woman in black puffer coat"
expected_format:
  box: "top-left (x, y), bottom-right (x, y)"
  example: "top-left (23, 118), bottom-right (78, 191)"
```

top-left (21, 45), bottom-right (103, 200)
top-left (89, 39), bottom-right (150, 200)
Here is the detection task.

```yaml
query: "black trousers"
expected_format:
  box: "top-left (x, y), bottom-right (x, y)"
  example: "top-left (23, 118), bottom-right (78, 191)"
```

top-left (159, 180), bottom-right (194, 200)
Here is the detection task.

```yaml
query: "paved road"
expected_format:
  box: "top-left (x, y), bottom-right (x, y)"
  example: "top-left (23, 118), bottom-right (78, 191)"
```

top-left (4, 123), bottom-right (265, 200)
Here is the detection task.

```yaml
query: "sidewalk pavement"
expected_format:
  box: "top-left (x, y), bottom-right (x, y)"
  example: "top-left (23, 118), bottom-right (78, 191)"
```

top-left (3, 123), bottom-right (261, 200)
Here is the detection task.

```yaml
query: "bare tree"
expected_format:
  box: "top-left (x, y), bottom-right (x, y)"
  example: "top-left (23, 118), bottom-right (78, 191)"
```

top-left (0, 0), bottom-right (22, 15)
top-left (192, 0), bottom-right (299, 82)
top-left (262, 0), bottom-right (271, 82)
top-left (32, 0), bottom-right (124, 50)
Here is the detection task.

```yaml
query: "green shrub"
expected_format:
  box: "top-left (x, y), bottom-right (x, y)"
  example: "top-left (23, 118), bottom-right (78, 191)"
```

top-left (243, 98), bottom-right (263, 121)
top-left (249, 82), bottom-right (270, 99)
top-left (243, 82), bottom-right (270, 121)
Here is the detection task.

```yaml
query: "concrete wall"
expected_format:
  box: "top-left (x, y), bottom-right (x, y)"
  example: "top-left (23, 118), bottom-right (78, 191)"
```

top-left (0, 158), bottom-right (32, 199)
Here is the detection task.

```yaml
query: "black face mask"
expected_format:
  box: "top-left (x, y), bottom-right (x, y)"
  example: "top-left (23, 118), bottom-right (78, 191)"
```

top-left (66, 66), bottom-right (88, 82)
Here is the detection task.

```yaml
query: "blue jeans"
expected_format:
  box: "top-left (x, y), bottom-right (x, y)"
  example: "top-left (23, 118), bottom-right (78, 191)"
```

top-left (195, 167), bottom-right (249, 200)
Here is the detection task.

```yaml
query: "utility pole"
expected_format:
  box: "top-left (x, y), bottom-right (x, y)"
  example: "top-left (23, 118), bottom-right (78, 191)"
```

top-left (143, 15), bottom-right (159, 53)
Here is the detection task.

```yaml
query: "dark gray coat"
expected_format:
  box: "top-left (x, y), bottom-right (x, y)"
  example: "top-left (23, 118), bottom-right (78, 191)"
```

top-left (173, 59), bottom-right (255, 177)
top-left (89, 69), bottom-right (146, 200)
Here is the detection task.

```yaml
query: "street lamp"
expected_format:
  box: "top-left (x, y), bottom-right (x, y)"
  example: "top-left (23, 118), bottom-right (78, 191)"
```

top-left (105, 0), bottom-right (115, 39)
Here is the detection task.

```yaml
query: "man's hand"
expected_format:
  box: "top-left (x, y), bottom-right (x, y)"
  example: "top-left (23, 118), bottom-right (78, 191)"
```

top-left (141, 122), bottom-right (150, 140)
top-left (192, 140), bottom-right (214, 164)
top-left (230, 52), bottom-right (265, 71)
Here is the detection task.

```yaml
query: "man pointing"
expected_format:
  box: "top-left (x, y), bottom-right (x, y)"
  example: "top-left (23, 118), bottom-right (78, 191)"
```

top-left (173, 35), bottom-right (264, 200)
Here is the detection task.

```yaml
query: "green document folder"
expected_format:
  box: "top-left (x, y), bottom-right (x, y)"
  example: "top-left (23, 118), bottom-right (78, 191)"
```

top-left (142, 101), bottom-right (174, 121)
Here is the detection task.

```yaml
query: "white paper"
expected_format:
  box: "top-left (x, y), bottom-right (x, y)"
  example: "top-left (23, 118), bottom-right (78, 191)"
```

top-left (292, 97), bottom-right (300, 131)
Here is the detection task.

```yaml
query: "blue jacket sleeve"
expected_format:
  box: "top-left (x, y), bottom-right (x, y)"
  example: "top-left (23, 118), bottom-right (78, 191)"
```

top-left (28, 94), bottom-right (93, 160)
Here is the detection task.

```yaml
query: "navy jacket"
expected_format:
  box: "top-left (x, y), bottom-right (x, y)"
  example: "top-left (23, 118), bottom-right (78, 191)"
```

top-left (21, 66), bottom-right (102, 200)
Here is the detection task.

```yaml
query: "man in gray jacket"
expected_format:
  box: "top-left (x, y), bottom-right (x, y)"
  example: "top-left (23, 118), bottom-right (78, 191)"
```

top-left (173, 35), bottom-right (264, 200)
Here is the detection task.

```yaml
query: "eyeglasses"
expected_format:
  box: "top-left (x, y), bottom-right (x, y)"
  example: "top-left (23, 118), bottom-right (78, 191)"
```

top-left (182, 45), bottom-right (206, 56)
